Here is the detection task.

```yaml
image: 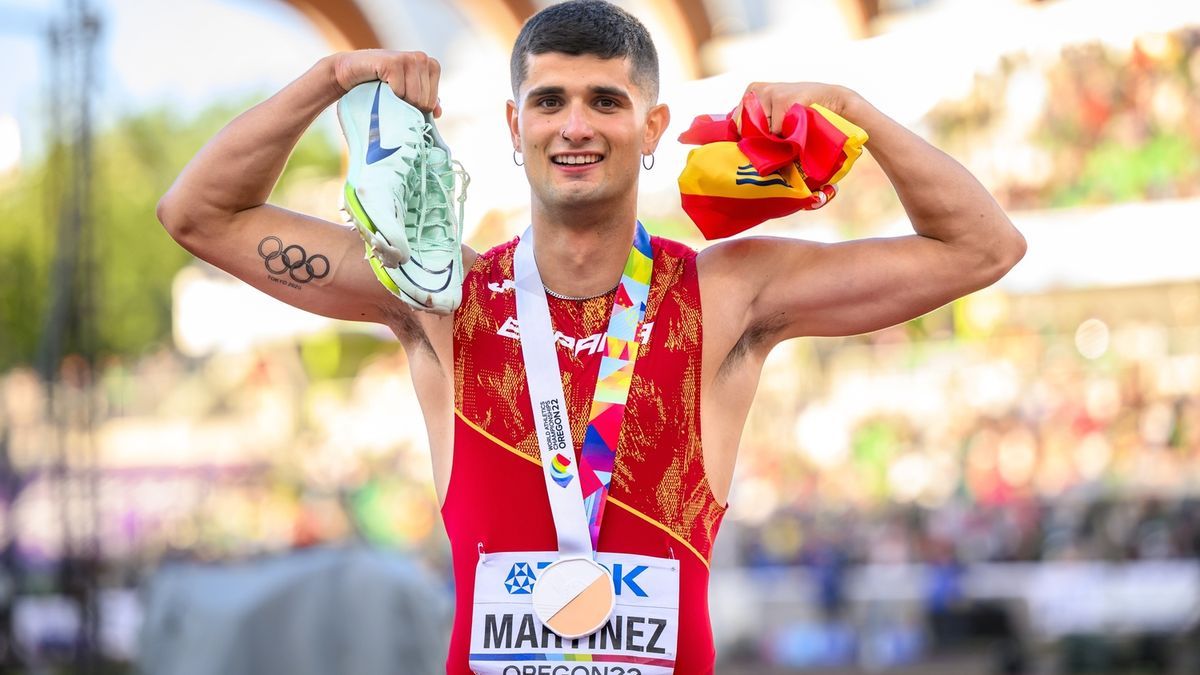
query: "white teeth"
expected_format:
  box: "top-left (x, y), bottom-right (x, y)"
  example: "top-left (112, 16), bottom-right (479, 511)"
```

top-left (554, 155), bottom-right (601, 165)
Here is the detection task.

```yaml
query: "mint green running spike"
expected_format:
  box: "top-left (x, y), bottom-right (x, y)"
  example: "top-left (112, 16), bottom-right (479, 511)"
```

top-left (336, 81), bottom-right (468, 315)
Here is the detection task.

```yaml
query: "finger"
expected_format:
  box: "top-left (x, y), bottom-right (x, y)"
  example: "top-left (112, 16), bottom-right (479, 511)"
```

top-left (433, 98), bottom-right (443, 119)
top-left (769, 103), bottom-right (782, 136)
top-left (752, 88), bottom-right (778, 136)
top-left (418, 64), bottom-right (432, 111)
top-left (427, 58), bottom-right (442, 113)
top-left (745, 85), bottom-right (772, 134)
top-left (386, 65), bottom-right (407, 101)
top-left (405, 61), bottom-right (425, 110)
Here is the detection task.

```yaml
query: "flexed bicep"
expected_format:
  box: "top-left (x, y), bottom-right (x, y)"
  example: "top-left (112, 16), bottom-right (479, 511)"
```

top-left (700, 233), bottom-right (998, 345)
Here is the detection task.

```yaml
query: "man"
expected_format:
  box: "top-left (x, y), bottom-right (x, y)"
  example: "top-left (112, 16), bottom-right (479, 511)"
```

top-left (157, 1), bottom-right (1025, 672)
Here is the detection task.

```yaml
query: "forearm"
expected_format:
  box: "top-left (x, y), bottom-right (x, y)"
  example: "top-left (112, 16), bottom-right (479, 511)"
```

top-left (159, 56), bottom-right (344, 232)
top-left (842, 93), bottom-right (1024, 262)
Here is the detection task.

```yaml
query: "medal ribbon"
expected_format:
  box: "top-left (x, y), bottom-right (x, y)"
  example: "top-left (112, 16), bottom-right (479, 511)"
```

top-left (514, 222), bottom-right (654, 555)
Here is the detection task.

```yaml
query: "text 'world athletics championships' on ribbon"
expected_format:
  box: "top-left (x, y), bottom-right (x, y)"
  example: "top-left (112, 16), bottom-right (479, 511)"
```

top-left (677, 91), bottom-right (869, 240)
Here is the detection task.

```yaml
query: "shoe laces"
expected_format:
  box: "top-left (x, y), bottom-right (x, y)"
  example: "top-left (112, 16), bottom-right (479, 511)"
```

top-left (407, 122), bottom-right (470, 258)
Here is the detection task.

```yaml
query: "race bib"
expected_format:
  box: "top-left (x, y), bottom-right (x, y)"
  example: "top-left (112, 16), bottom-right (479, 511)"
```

top-left (469, 550), bottom-right (679, 675)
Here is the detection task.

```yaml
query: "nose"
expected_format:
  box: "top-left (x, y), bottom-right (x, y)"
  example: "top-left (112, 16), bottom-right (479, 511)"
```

top-left (560, 102), bottom-right (594, 144)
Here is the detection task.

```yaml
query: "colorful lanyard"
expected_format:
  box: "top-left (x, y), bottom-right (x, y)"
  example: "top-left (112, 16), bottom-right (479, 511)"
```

top-left (513, 222), bottom-right (654, 555)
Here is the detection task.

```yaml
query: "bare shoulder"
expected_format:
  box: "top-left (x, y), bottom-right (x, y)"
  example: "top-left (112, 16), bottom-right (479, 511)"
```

top-left (696, 236), bottom-right (825, 343)
top-left (696, 235), bottom-right (824, 291)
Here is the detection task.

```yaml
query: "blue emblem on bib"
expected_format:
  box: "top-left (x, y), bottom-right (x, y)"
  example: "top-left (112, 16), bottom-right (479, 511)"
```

top-left (503, 562), bottom-right (537, 595)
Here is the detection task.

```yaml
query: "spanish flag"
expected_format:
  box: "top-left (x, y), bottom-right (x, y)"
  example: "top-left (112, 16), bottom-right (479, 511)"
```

top-left (678, 91), bottom-right (868, 240)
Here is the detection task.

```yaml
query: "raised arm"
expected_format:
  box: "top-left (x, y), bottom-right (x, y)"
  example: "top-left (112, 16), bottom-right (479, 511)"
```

top-left (156, 51), bottom-right (444, 325)
top-left (699, 82), bottom-right (1027, 346)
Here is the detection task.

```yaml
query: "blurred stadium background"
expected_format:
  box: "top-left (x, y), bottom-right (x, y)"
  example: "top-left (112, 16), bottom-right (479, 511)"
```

top-left (2, 0), bottom-right (1200, 672)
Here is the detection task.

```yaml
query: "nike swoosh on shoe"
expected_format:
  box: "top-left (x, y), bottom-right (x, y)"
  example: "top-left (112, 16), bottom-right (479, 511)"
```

top-left (397, 257), bottom-right (454, 293)
top-left (367, 83), bottom-right (402, 165)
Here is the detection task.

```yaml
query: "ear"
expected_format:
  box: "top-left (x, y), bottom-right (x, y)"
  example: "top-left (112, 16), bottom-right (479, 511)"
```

top-left (642, 103), bottom-right (671, 155)
top-left (506, 99), bottom-right (521, 151)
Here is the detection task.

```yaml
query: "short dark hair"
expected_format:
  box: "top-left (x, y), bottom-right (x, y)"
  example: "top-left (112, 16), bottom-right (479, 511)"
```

top-left (510, 0), bottom-right (660, 103)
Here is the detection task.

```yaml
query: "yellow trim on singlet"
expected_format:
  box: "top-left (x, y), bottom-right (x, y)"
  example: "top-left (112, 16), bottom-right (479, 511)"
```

top-left (453, 407), bottom-right (711, 570)
top-left (455, 408), bottom-right (535, 465)
top-left (605, 495), bottom-right (709, 569)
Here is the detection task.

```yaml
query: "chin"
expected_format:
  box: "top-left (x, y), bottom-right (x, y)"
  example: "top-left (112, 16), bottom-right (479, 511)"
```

top-left (545, 185), bottom-right (611, 209)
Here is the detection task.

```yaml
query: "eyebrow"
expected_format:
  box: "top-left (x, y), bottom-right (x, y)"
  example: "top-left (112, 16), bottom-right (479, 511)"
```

top-left (525, 85), bottom-right (633, 102)
top-left (591, 85), bottom-right (632, 101)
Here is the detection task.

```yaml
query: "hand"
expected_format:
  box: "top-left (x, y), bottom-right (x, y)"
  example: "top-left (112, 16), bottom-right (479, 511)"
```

top-left (734, 82), bottom-right (857, 135)
top-left (330, 50), bottom-right (443, 117)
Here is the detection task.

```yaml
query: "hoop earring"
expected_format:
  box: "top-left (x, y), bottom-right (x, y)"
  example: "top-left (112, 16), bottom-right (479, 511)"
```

top-left (513, 150), bottom-right (524, 167)
top-left (642, 153), bottom-right (655, 170)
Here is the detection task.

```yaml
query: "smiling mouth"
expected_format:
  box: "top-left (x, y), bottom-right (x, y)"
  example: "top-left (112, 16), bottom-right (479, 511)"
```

top-left (551, 154), bottom-right (604, 166)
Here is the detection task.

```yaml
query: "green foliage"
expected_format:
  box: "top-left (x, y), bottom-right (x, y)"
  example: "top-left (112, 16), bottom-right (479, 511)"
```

top-left (1050, 131), bottom-right (1200, 207)
top-left (0, 97), bottom-right (342, 370)
top-left (852, 419), bottom-right (898, 500)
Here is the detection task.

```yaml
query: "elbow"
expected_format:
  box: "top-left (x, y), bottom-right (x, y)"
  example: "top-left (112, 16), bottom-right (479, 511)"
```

top-left (1010, 229), bottom-right (1028, 267)
top-left (1000, 221), bottom-right (1028, 271)
top-left (156, 191), bottom-right (180, 234)
top-left (980, 222), bottom-right (1027, 285)
top-left (157, 189), bottom-right (199, 246)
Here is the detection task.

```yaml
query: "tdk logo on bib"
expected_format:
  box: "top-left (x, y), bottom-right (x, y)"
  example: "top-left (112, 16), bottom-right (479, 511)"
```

top-left (504, 561), bottom-right (648, 597)
top-left (504, 563), bottom-right (537, 595)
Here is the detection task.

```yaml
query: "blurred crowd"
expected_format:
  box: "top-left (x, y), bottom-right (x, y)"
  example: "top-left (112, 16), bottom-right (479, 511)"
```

top-left (0, 341), bottom-right (447, 579)
top-left (730, 311), bottom-right (1200, 569)
top-left (927, 27), bottom-right (1200, 209)
top-left (736, 494), bottom-right (1200, 571)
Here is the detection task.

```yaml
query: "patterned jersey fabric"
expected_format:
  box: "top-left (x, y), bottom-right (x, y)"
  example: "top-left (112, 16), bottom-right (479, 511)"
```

top-left (442, 234), bottom-right (728, 674)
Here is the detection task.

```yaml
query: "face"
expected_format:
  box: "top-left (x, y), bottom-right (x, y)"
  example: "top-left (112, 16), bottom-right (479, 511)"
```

top-left (507, 52), bottom-right (669, 216)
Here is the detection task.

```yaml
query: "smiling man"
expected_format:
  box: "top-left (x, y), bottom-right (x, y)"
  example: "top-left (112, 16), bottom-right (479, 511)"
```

top-left (157, 1), bottom-right (1025, 673)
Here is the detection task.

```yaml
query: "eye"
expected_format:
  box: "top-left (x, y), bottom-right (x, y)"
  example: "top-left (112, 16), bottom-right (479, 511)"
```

top-left (536, 96), bottom-right (563, 110)
top-left (595, 97), bottom-right (619, 110)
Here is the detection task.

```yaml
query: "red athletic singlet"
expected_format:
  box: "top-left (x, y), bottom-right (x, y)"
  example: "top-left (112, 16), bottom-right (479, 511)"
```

top-left (443, 234), bottom-right (728, 674)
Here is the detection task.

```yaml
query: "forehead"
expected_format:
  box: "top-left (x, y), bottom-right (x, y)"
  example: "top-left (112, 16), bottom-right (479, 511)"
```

top-left (519, 52), bottom-right (639, 98)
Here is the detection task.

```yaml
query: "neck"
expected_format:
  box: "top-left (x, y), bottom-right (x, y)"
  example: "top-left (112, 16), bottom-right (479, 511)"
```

top-left (530, 203), bottom-right (637, 298)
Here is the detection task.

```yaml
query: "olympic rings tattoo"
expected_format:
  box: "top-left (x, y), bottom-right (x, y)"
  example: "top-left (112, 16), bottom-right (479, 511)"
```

top-left (258, 236), bottom-right (330, 284)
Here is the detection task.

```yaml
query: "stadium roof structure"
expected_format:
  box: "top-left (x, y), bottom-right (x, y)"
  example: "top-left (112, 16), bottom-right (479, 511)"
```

top-left (272, 0), bottom-right (721, 78)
